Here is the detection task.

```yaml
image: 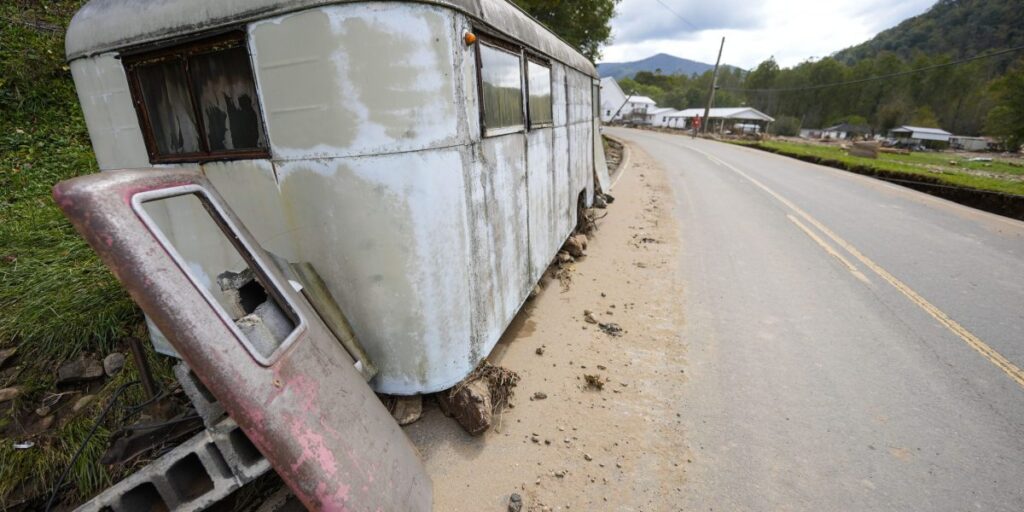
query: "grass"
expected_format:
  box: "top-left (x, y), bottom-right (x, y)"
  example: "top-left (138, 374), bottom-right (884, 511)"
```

top-left (1, 2), bottom-right (176, 506)
top-left (741, 140), bottom-right (1024, 197)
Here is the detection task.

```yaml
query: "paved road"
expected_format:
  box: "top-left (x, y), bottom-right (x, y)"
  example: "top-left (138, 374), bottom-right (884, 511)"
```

top-left (608, 128), bottom-right (1024, 511)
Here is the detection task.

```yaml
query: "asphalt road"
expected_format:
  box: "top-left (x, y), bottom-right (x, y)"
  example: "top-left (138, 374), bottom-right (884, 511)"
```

top-left (607, 128), bottom-right (1024, 511)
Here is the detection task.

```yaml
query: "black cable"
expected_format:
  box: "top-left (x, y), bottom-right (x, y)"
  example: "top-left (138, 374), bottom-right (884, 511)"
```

top-left (652, 0), bottom-right (699, 31)
top-left (721, 45), bottom-right (1024, 93)
top-left (44, 381), bottom-right (140, 512)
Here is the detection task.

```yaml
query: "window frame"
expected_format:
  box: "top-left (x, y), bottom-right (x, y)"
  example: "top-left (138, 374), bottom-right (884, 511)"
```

top-left (525, 55), bottom-right (554, 129)
top-left (475, 36), bottom-right (527, 138)
top-left (123, 31), bottom-right (271, 164)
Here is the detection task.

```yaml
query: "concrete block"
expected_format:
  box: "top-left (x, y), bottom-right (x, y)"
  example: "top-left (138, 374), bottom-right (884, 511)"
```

top-left (174, 363), bottom-right (226, 428)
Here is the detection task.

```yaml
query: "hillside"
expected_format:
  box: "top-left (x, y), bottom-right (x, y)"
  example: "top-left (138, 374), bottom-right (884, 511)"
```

top-left (834, 0), bottom-right (1024, 67)
top-left (598, 53), bottom-right (719, 79)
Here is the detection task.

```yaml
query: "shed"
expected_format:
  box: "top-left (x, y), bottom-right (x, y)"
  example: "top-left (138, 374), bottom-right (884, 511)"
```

top-left (665, 107), bottom-right (774, 132)
top-left (822, 122), bottom-right (869, 140)
top-left (888, 126), bottom-right (952, 148)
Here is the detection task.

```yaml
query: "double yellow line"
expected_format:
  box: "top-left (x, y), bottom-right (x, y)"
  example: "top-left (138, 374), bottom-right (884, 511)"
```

top-left (696, 148), bottom-right (1024, 389)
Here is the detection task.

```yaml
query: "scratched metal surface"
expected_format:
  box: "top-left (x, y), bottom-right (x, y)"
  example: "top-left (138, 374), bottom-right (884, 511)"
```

top-left (65, 2), bottom-right (598, 394)
top-left (54, 170), bottom-right (431, 511)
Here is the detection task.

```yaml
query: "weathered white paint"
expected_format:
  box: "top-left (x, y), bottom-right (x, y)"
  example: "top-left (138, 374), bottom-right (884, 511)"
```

top-left (69, 54), bottom-right (150, 170)
top-left (68, 1), bottom-right (599, 394)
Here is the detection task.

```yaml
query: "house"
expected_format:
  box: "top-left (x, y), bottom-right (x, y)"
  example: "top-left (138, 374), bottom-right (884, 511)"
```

top-left (620, 96), bottom-right (656, 124)
top-left (888, 126), bottom-right (952, 149)
top-left (648, 107), bottom-right (680, 127)
top-left (949, 135), bottom-right (991, 152)
top-left (821, 122), bottom-right (869, 140)
top-left (599, 77), bottom-right (626, 122)
top-left (800, 128), bottom-right (823, 139)
top-left (664, 107), bottom-right (775, 133)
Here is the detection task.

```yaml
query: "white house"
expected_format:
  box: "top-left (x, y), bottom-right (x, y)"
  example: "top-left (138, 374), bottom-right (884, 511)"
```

top-left (648, 107), bottom-right (680, 127)
top-left (599, 77), bottom-right (627, 122)
top-left (888, 126), bottom-right (952, 148)
top-left (665, 107), bottom-right (774, 132)
top-left (598, 77), bottom-right (659, 123)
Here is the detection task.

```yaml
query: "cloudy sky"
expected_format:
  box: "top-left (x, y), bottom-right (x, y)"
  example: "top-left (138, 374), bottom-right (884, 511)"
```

top-left (602, 0), bottom-right (938, 69)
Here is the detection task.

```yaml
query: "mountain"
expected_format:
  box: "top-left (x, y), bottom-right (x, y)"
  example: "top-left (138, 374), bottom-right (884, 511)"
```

top-left (833, 0), bottom-right (1024, 66)
top-left (598, 53), bottom-right (721, 79)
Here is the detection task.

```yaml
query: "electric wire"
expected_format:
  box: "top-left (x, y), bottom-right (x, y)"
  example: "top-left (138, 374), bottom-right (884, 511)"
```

top-left (44, 381), bottom-right (141, 512)
top-left (651, 0), bottom-right (699, 31)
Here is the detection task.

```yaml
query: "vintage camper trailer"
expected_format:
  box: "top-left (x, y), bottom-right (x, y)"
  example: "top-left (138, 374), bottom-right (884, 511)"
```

top-left (66, 0), bottom-right (608, 395)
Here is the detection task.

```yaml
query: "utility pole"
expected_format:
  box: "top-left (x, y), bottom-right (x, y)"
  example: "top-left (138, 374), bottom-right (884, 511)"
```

top-left (702, 37), bottom-right (725, 134)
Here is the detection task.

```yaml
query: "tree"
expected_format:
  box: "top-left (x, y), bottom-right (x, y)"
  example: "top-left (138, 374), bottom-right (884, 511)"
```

top-left (512, 0), bottom-right (621, 62)
top-left (985, 59), bottom-right (1024, 151)
top-left (910, 106), bottom-right (940, 127)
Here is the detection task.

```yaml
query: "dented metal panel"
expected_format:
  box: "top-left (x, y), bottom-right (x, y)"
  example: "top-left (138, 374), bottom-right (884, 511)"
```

top-left (65, 0), bottom-right (597, 77)
top-left (249, 4), bottom-right (462, 160)
top-left (54, 170), bottom-right (431, 511)
top-left (69, 54), bottom-right (150, 170)
top-left (67, 2), bottom-right (599, 396)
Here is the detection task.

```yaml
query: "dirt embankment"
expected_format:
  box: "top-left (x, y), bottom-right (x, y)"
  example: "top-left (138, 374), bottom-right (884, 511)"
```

top-left (406, 144), bottom-right (690, 511)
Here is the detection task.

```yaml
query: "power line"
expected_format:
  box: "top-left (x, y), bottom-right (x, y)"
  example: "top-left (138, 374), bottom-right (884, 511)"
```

top-left (652, 0), bottom-right (699, 31)
top-left (722, 44), bottom-right (1024, 93)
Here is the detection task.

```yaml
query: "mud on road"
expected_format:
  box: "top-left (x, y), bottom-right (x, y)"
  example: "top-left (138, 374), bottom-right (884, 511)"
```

top-left (406, 143), bottom-right (691, 511)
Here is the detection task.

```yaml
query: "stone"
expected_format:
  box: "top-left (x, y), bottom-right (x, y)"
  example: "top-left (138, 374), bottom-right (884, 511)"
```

top-left (438, 379), bottom-right (492, 436)
top-left (557, 251), bottom-right (573, 264)
top-left (508, 493), bottom-right (523, 512)
top-left (0, 386), bottom-right (23, 402)
top-left (594, 195), bottom-right (608, 209)
top-left (529, 284), bottom-right (542, 299)
top-left (583, 310), bottom-right (597, 324)
top-left (0, 347), bottom-right (16, 368)
top-left (575, 234), bottom-right (588, 250)
top-left (103, 353), bottom-right (126, 377)
top-left (73, 394), bottom-right (96, 413)
top-left (389, 395), bottom-right (423, 426)
top-left (57, 356), bottom-right (105, 384)
top-left (562, 236), bottom-right (585, 258)
top-left (584, 453), bottom-right (593, 461)
top-left (35, 405), bottom-right (51, 417)
top-left (535, 346), bottom-right (544, 356)
top-left (532, 391), bottom-right (547, 400)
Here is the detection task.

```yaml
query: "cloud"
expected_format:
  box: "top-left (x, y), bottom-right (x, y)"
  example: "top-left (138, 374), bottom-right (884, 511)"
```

top-left (603, 0), bottom-right (937, 69)
top-left (612, 0), bottom-right (766, 45)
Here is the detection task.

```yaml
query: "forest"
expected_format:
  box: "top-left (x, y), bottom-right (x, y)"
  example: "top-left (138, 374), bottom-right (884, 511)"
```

top-left (609, 0), bottom-right (1024, 150)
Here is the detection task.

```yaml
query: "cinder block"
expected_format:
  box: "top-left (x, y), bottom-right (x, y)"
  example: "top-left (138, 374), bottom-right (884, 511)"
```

top-left (74, 418), bottom-right (271, 512)
top-left (174, 362), bottom-right (226, 428)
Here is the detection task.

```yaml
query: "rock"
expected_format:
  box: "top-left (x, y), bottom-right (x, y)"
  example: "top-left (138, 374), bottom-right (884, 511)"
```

top-left (604, 193), bottom-right (616, 204)
top-left (598, 322), bottom-right (623, 337)
top-left (0, 347), bottom-right (16, 368)
top-left (584, 453), bottom-right (593, 461)
top-left (557, 251), bottom-right (573, 264)
top-left (583, 310), bottom-right (597, 324)
top-left (389, 395), bottom-right (423, 426)
top-left (593, 195), bottom-right (608, 209)
top-left (562, 236), bottom-right (585, 258)
top-left (73, 394), bottom-right (96, 413)
top-left (531, 435), bottom-right (540, 443)
top-left (438, 379), bottom-right (492, 436)
top-left (0, 386), bottom-right (23, 402)
top-left (575, 234), bottom-right (588, 250)
top-left (57, 356), bottom-right (105, 385)
top-left (508, 493), bottom-right (523, 512)
top-left (554, 470), bottom-right (566, 478)
top-left (529, 284), bottom-right (542, 300)
top-left (535, 346), bottom-right (545, 356)
top-left (35, 415), bottom-right (55, 433)
top-left (103, 353), bottom-right (126, 377)
top-left (532, 391), bottom-right (547, 400)
top-left (35, 405), bottom-right (51, 417)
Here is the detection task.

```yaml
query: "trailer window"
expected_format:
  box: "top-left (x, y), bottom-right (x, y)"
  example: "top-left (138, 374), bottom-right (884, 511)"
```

top-left (125, 33), bottom-right (269, 163)
top-left (478, 42), bottom-right (524, 136)
top-left (527, 60), bottom-right (553, 127)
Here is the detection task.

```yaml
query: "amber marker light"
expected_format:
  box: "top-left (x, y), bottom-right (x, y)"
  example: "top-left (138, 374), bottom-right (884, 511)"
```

top-left (464, 32), bottom-right (477, 45)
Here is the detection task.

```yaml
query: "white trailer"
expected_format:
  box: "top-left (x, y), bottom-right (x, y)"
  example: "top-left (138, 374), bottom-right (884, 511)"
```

top-left (66, 0), bottom-right (609, 395)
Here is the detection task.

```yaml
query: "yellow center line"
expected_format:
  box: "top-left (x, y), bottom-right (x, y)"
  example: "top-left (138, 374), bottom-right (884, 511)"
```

top-left (786, 214), bottom-right (871, 284)
top-left (695, 147), bottom-right (1024, 389)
